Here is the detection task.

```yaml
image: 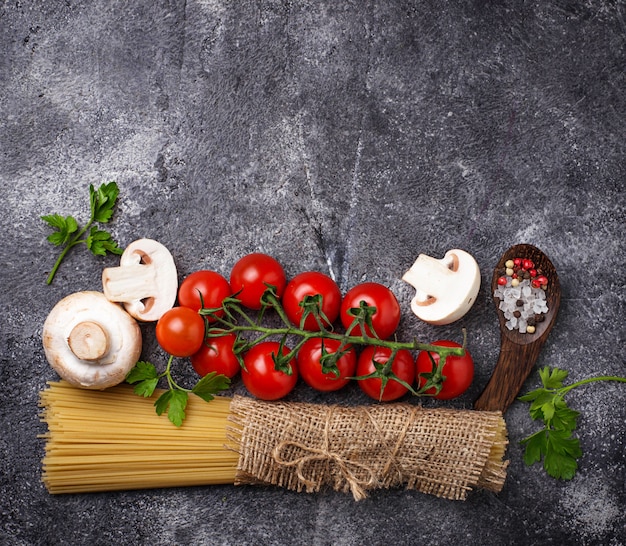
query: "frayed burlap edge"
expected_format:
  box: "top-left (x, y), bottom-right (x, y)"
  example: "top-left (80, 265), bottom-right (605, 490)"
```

top-left (226, 396), bottom-right (508, 501)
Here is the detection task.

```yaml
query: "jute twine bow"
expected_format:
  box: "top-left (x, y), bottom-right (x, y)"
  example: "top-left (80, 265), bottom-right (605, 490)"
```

top-left (271, 406), bottom-right (421, 500)
top-left (272, 439), bottom-right (377, 501)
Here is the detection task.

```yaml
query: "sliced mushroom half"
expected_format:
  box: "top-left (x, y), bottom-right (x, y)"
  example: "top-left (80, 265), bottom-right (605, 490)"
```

top-left (102, 238), bottom-right (178, 322)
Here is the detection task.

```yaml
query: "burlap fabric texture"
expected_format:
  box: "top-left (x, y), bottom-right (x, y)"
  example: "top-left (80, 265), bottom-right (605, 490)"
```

top-left (228, 395), bottom-right (509, 501)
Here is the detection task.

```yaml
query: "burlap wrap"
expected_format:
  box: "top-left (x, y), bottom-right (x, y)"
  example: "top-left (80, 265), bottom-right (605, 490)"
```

top-left (227, 395), bottom-right (508, 501)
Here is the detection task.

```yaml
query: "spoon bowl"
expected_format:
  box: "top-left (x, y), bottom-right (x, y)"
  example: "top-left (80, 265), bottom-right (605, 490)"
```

top-left (474, 244), bottom-right (561, 413)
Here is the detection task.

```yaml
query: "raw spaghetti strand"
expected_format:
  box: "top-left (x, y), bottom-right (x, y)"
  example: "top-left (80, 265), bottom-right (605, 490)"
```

top-left (39, 381), bottom-right (239, 494)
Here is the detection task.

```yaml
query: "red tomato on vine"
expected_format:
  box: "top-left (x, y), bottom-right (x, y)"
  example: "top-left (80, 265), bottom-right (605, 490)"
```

top-left (340, 282), bottom-right (401, 340)
top-left (356, 346), bottom-right (415, 402)
top-left (155, 307), bottom-right (205, 357)
top-left (282, 271), bottom-right (342, 331)
top-left (178, 270), bottom-right (232, 319)
top-left (296, 337), bottom-right (356, 392)
top-left (241, 341), bottom-right (298, 400)
top-left (230, 253), bottom-right (286, 310)
top-left (191, 332), bottom-right (240, 379)
top-left (415, 340), bottom-right (474, 400)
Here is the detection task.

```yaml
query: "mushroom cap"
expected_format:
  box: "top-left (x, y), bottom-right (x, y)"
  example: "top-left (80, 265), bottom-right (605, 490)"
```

top-left (42, 291), bottom-right (142, 389)
top-left (102, 238), bottom-right (178, 322)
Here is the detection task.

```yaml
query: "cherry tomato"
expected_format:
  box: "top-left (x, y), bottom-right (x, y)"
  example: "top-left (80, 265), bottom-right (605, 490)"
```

top-left (356, 346), bottom-right (415, 402)
top-left (282, 271), bottom-right (342, 330)
top-left (415, 340), bottom-right (474, 400)
top-left (296, 337), bottom-right (356, 392)
top-left (340, 282), bottom-right (401, 340)
top-left (241, 341), bottom-right (298, 400)
top-left (229, 253), bottom-right (286, 310)
top-left (155, 307), bottom-right (205, 357)
top-left (178, 270), bottom-right (232, 319)
top-left (191, 332), bottom-right (240, 379)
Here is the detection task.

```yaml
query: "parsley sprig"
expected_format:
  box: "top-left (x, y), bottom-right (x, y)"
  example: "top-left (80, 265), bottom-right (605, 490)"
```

top-left (519, 366), bottom-right (626, 480)
top-left (126, 357), bottom-right (231, 427)
top-left (42, 181), bottom-right (123, 284)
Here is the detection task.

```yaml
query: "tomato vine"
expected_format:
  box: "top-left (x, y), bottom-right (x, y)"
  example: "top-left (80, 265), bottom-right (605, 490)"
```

top-left (127, 284), bottom-right (467, 426)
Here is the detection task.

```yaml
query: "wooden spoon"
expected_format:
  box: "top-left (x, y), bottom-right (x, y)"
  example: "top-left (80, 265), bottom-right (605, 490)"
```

top-left (474, 244), bottom-right (561, 413)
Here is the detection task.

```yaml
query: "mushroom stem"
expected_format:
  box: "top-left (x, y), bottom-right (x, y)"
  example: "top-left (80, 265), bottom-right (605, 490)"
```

top-left (103, 263), bottom-right (158, 302)
top-left (68, 321), bottom-right (109, 361)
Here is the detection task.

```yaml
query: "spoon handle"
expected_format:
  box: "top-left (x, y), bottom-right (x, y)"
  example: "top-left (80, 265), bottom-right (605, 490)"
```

top-left (474, 337), bottom-right (546, 412)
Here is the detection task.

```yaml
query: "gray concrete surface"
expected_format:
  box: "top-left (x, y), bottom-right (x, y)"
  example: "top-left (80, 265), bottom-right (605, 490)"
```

top-left (1, 1), bottom-right (625, 545)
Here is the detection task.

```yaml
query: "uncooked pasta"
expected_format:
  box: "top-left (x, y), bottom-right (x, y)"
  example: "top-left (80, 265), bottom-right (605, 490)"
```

top-left (39, 380), bottom-right (509, 500)
top-left (39, 381), bottom-right (238, 494)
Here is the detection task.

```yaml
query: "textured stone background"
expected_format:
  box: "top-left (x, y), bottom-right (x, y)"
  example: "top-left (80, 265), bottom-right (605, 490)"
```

top-left (1, 1), bottom-right (625, 545)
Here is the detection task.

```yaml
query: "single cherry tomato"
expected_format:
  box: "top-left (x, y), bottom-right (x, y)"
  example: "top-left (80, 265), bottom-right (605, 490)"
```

top-left (241, 341), bottom-right (298, 400)
top-left (229, 253), bottom-right (286, 310)
top-left (296, 337), bottom-right (356, 392)
top-left (155, 307), bottom-right (205, 357)
top-left (415, 340), bottom-right (474, 400)
top-left (191, 332), bottom-right (240, 379)
top-left (340, 282), bottom-right (401, 340)
top-left (356, 346), bottom-right (415, 402)
top-left (282, 271), bottom-right (342, 331)
top-left (178, 270), bottom-right (232, 320)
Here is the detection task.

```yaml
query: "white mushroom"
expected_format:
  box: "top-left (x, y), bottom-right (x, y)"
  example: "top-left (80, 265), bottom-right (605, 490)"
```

top-left (102, 238), bottom-right (177, 322)
top-left (402, 249), bottom-right (481, 325)
top-left (42, 291), bottom-right (142, 389)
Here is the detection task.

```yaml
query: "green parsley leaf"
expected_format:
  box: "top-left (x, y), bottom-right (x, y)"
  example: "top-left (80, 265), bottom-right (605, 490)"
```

top-left (126, 361), bottom-right (160, 397)
top-left (539, 366), bottom-right (568, 390)
top-left (520, 430), bottom-right (547, 466)
top-left (41, 214), bottom-right (79, 246)
top-left (155, 389), bottom-right (188, 427)
top-left (42, 181), bottom-right (123, 284)
top-left (133, 378), bottom-right (159, 398)
top-left (544, 430), bottom-right (581, 479)
top-left (191, 372), bottom-right (231, 403)
top-left (90, 181), bottom-right (119, 223)
top-left (154, 390), bottom-right (172, 417)
top-left (126, 361), bottom-right (158, 383)
top-left (551, 400), bottom-right (580, 432)
top-left (87, 227), bottom-right (123, 256)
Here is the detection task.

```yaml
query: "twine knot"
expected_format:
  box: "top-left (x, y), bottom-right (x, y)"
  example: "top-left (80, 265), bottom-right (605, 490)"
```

top-left (272, 440), bottom-right (377, 501)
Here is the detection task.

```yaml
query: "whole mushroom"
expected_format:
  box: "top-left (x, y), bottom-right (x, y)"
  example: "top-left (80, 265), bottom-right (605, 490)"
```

top-left (42, 291), bottom-right (142, 389)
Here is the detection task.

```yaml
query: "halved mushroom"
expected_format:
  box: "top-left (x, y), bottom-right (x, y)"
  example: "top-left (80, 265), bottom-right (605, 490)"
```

top-left (102, 238), bottom-right (177, 322)
top-left (402, 249), bottom-right (481, 325)
top-left (42, 291), bottom-right (142, 389)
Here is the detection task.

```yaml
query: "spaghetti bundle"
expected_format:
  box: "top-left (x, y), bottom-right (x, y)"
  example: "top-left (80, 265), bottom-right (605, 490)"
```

top-left (39, 381), bottom-right (238, 494)
top-left (39, 381), bottom-right (508, 500)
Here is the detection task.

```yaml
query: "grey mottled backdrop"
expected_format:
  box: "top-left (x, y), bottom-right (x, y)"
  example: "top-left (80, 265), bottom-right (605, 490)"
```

top-left (1, 1), bottom-right (624, 545)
